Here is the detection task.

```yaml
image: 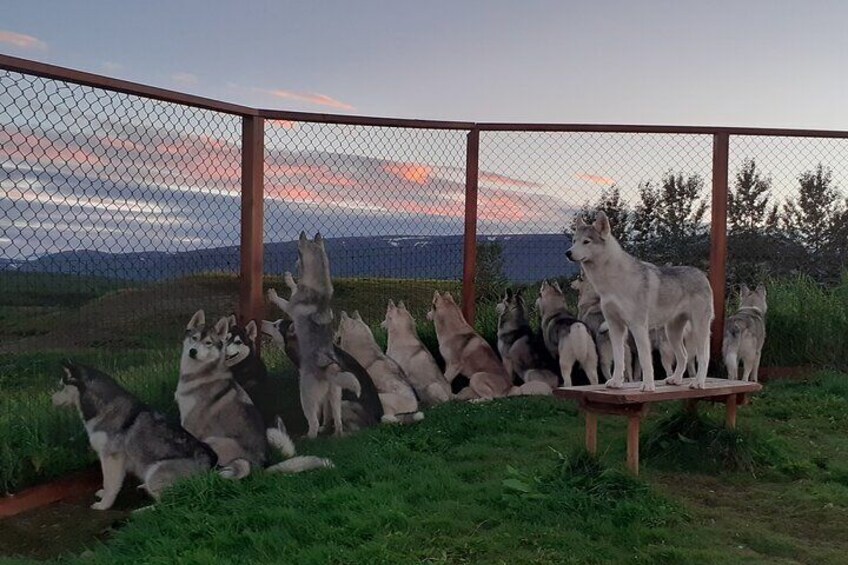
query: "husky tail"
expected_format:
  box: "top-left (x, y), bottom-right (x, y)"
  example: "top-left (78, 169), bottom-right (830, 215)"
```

top-left (328, 367), bottom-right (361, 397)
top-left (265, 416), bottom-right (334, 472)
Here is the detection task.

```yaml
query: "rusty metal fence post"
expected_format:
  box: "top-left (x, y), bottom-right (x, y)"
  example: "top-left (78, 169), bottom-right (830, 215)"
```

top-left (462, 128), bottom-right (480, 325)
top-left (709, 132), bottom-right (730, 361)
top-left (240, 115), bottom-right (265, 329)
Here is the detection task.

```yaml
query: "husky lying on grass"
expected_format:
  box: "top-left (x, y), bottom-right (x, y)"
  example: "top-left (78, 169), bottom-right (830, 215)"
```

top-left (567, 211), bottom-right (713, 391)
top-left (383, 299), bottom-right (452, 407)
top-left (266, 232), bottom-right (360, 438)
top-left (178, 310), bottom-right (332, 477)
top-left (723, 284), bottom-right (767, 382)
top-left (496, 288), bottom-right (560, 391)
top-left (336, 310), bottom-right (424, 424)
top-left (262, 318), bottom-right (383, 432)
top-left (52, 360), bottom-right (216, 510)
top-left (536, 280), bottom-right (599, 386)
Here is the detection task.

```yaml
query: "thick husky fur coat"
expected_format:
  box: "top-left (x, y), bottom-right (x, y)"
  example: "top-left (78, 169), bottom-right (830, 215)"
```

top-left (723, 284), bottom-right (767, 382)
top-left (536, 281), bottom-right (599, 386)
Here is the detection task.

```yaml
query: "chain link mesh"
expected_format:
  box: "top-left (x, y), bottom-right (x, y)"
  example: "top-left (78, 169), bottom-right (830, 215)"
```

top-left (727, 136), bottom-right (848, 285)
top-left (263, 120), bottom-right (468, 323)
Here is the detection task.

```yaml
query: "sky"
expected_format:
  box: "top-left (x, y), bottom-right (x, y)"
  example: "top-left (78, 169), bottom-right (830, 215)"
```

top-left (3, 0), bottom-right (848, 128)
top-left (2, 1), bottom-right (848, 262)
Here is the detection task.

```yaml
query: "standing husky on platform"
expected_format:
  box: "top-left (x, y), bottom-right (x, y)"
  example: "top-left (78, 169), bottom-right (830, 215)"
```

top-left (336, 310), bottom-right (423, 423)
top-left (266, 232), bottom-right (360, 438)
top-left (496, 288), bottom-right (560, 390)
top-left (536, 280), bottom-right (599, 386)
top-left (566, 211), bottom-right (713, 391)
top-left (53, 361), bottom-right (216, 510)
top-left (179, 310), bottom-right (332, 477)
top-left (382, 300), bottom-right (452, 407)
top-left (723, 284), bottom-right (767, 382)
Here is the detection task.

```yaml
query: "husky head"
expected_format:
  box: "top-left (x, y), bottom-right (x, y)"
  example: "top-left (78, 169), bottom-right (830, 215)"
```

top-left (739, 284), bottom-right (768, 313)
top-left (52, 360), bottom-right (85, 409)
top-left (536, 280), bottom-right (567, 317)
top-left (381, 299), bottom-right (416, 333)
top-left (225, 316), bottom-right (258, 368)
top-left (261, 318), bottom-right (300, 366)
top-left (296, 231), bottom-right (333, 292)
top-left (335, 310), bottom-right (373, 350)
top-left (182, 310), bottom-right (229, 373)
top-left (496, 288), bottom-right (528, 326)
top-left (566, 211), bottom-right (614, 264)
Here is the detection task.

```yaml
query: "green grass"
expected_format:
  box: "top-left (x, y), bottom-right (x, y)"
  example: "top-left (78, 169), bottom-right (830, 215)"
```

top-left (2, 370), bottom-right (839, 563)
top-left (762, 273), bottom-right (848, 369)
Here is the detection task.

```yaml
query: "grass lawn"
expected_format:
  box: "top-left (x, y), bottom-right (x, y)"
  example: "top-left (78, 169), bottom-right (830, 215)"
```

top-left (3, 370), bottom-right (841, 564)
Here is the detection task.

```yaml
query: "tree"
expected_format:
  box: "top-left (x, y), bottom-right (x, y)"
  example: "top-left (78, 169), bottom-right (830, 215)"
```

top-left (567, 186), bottom-right (632, 243)
top-left (782, 164), bottom-right (841, 253)
top-left (631, 181), bottom-right (660, 251)
top-left (654, 171), bottom-right (707, 241)
top-left (475, 240), bottom-right (508, 302)
top-left (729, 159), bottom-right (772, 234)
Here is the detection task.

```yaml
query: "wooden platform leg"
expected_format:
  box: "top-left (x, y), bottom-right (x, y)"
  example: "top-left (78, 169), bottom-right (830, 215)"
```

top-left (725, 394), bottom-right (738, 429)
top-left (585, 412), bottom-right (598, 455)
top-left (627, 415), bottom-right (640, 475)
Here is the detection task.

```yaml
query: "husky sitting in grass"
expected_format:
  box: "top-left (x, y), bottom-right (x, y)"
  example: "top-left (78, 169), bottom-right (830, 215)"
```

top-left (224, 317), bottom-right (280, 428)
top-left (496, 288), bottom-right (560, 391)
top-left (723, 284), bottom-right (767, 382)
top-left (382, 299), bottom-right (452, 407)
top-left (52, 360), bottom-right (217, 510)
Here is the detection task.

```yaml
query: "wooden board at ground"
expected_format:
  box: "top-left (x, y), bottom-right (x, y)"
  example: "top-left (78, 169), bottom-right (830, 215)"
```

top-left (553, 377), bottom-right (762, 405)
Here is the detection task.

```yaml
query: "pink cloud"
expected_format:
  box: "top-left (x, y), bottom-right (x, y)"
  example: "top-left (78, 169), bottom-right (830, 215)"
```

top-left (0, 30), bottom-right (47, 51)
top-left (384, 163), bottom-right (433, 185)
top-left (576, 173), bottom-right (616, 186)
top-left (266, 89), bottom-right (354, 111)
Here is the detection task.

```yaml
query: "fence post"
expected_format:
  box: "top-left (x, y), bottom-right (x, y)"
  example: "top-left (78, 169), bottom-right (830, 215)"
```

top-left (240, 115), bottom-right (265, 332)
top-left (462, 128), bottom-right (480, 325)
top-left (709, 132), bottom-right (729, 362)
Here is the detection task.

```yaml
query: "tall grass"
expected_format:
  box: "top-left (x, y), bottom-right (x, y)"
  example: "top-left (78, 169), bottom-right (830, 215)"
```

top-left (761, 273), bottom-right (848, 368)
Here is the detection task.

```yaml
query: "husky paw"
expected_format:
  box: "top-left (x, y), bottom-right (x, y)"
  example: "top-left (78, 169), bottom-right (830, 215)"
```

top-left (665, 376), bottom-right (684, 386)
top-left (689, 380), bottom-right (706, 390)
top-left (605, 378), bottom-right (624, 389)
top-left (640, 382), bottom-right (656, 393)
top-left (90, 500), bottom-right (113, 511)
top-left (283, 272), bottom-right (296, 287)
top-left (266, 288), bottom-right (279, 301)
top-left (94, 488), bottom-right (105, 499)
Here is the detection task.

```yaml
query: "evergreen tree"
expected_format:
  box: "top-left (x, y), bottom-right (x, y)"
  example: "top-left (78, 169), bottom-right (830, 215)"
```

top-left (782, 164), bottom-right (840, 253)
top-left (729, 159), bottom-right (772, 234)
top-left (565, 185), bottom-right (631, 246)
top-left (655, 171), bottom-right (707, 240)
top-left (475, 240), bottom-right (508, 302)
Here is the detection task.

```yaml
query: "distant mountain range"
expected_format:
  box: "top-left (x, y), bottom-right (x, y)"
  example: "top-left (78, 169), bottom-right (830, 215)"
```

top-left (5, 234), bottom-right (578, 283)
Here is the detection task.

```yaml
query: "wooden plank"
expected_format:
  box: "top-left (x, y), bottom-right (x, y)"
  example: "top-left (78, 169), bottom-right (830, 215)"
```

top-left (725, 394), bottom-right (738, 429)
top-left (710, 132), bottom-right (730, 360)
top-left (553, 377), bottom-right (761, 405)
top-left (627, 415), bottom-right (641, 475)
top-left (239, 115), bottom-right (265, 333)
top-left (585, 412), bottom-right (598, 455)
top-left (0, 468), bottom-right (101, 518)
top-left (461, 128), bottom-right (480, 325)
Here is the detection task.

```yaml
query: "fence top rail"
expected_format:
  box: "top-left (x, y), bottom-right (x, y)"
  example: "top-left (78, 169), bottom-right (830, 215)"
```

top-left (4, 54), bottom-right (848, 138)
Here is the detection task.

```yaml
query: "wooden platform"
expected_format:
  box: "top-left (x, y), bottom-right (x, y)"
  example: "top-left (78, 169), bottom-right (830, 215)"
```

top-left (553, 377), bottom-right (763, 475)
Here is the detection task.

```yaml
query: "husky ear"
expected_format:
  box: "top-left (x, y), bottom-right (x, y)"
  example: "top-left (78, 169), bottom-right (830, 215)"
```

top-left (740, 284), bottom-right (751, 297)
top-left (387, 299), bottom-right (396, 310)
top-left (299, 231), bottom-right (308, 243)
top-left (245, 320), bottom-right (258, 342)
top-left (755, 284), bottom-right (766, 297)
top-left (593, 211), bottom-right (611, 238)
top-left (552, 281), bottom-right (562, 293)
top-left (187, 310), bottom-right (205, 330)
top-left (432, 291), bottom-right (441, 301)
top-left (505, 288), bottom-right (513, 300)
top-left (398, 300), bottom-right (406, 310)
top-left (260, 319), bottom-right (277, 337)
top-left (213, 316), bottom-right (230, 338)
top-left (314, 232), bottom-right (325, 248)
top-left (340, 310), bottom-right (349, 319)
top-left (444, 292), bottom-right (455, 303)
top-left (352, 310), bottom-right (363, 321)
top-left (61, 360), bottom-right (79, 384)
top-left (575, 215), bottom-right (588, 228)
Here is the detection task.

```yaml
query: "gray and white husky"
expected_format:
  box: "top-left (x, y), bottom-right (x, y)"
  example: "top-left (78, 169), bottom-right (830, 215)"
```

top-left (266, 232), bottom-right (361, 438)
top-left (336, 310), bottom-right (424, 423)
top-left (496, 288), bottom-right (560, 390)
top-left (570, 276), bottom-right (634, 382)
top-left (382, 300), bottom-right (452, 407)
top-left (262, 318), bottom-right (384, 432)
top-left (52, 361), bottom-right (217, 510)
top-left (536, 280), bottom-right (599, 386)
top-left (178, 310), bottom-right (332, 477)
top-left (723, 284), bottom-right (767, 382)
top-left (567, 211), bottom-right (713, 391)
